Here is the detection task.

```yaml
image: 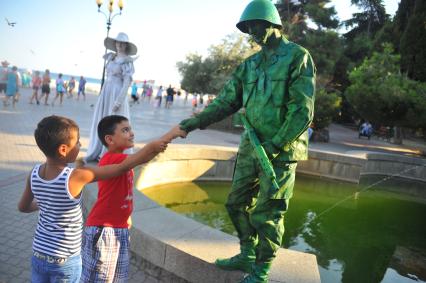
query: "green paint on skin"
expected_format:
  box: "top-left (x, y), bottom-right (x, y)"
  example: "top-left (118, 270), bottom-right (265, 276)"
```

top-left (247, 21), bottom-right (277, 46)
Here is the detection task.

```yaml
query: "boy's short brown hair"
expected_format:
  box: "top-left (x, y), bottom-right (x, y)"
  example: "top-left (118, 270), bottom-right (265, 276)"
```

top-left (34, 115), bottom-right (79, 158)
top-left (97, 115), bottom-right (128, 147)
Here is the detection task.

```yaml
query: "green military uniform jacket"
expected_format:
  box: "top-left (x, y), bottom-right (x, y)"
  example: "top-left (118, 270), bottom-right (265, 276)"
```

top-left (181, 36), bottom-right (315, 161)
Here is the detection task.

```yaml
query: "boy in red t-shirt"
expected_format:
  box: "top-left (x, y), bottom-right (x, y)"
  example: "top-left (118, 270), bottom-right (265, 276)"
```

top-left (81, 115), bottom-right (185, 282)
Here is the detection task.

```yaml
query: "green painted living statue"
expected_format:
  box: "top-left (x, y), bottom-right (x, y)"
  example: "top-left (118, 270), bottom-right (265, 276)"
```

top-left (178, 0), bottom-right (316, 282)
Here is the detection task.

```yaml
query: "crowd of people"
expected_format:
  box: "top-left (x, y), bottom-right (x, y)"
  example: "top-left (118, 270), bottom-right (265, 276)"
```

top-left (129, 81), bottom-right (186, 109)
top-left (1, 56), bottom-right (194, 113)
top-left (1, 55), bottom-right (191, 113)
top-left (1, 60), bottom-right (88, 108)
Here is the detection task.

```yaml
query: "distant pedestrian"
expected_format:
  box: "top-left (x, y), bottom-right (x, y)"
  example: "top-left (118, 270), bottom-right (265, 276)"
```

top-left (359, 120), bottom-right (373, 139)
top-left (39, 69), bottom-right (51, 105)
top-left (141, 80), bottom-right (147, 99)
top-left (191, 94), bottom-right (198, 112)
top-left (22, 70), bottom-right (32, 88)
top-left (130, 81), bottom-right (139, 104)
top-left (165, 84), bottom-right (175, 109)
top-left (77, 76), bottom-right (86, 101)
top-left (68, 76), bottom-right (76, 98)
top-left (29, 70), bottom-right (42, 104)
top-left (184, 91), bottom-right (189, 104)
top-left (4, 66), bottom-right (19, 108)
top-left (155, 85), bottom-right (163, 107)
top-left (308, 123), bottom-right (314, 141)
top-left (206, 95), bottom-right (214, 107)
top-left (0, 60), bottom-right (9, 97)
top-left (51, 73), bottom-right (66, 106)
top-left (14, 68), bottom-right (22, 102)
top-left (64, 81), bottom-right (68, 96)
top-left (146, 85), bottom-right (153, 102)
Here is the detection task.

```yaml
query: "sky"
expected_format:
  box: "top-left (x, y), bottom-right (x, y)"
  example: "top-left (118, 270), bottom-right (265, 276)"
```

top-left (0, 0), bottom-right (400, 87)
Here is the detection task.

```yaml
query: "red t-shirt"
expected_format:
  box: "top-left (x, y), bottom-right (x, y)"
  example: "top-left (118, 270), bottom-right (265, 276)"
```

top-left (85, 152), bottom-right (134, 228)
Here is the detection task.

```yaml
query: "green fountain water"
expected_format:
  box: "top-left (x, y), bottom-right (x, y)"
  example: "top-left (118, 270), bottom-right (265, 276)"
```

top-left (143, 175), bottom-right (426, 283)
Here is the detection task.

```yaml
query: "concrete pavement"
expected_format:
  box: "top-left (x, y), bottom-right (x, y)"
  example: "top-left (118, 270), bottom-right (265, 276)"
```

top-left (0, 88), bottom-right (423, 282)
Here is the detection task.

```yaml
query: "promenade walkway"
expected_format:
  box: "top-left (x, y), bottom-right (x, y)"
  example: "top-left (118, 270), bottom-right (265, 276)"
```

top-left (0, 88), bottom-right (423, 282)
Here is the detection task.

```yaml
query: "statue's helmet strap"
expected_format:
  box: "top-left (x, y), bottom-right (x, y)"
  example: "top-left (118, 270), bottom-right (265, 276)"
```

top-left (236, 0), bottom-right (282, 33)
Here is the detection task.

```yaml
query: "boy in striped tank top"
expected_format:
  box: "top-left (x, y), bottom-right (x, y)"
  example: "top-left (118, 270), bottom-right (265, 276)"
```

top-left (18, 115), bottom-right (183, 282)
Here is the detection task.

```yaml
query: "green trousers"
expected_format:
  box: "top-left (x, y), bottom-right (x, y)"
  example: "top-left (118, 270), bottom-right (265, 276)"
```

top-left (226, 139), bottom-right (297, 263)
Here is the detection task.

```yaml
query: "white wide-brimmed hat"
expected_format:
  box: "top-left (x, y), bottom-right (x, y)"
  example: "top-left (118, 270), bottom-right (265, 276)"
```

top-left (104, 32), bottom-right (137, 55)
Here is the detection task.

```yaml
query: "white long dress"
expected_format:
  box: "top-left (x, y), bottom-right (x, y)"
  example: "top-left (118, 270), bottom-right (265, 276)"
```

top-left (85, 53), bottom-right (135, 162)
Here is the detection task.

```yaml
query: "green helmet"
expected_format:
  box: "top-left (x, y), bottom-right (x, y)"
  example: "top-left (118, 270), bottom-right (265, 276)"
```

top-left (236, 0), bottom-right (282, 33)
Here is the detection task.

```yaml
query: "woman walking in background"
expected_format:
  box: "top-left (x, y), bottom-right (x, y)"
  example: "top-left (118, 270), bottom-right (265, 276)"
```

top-left (67, 76), bottom-right (76, 98)
top-left (29, 70), bottom-right (42, 104)
top-left (85, 32), bottom-right (137, 162)
top-left (146, 85), bottom-right (153, 102)
top-left (3, 66), bottom-right (19, 108)
top-left (51, 73), bottom-right (66, 106)
top-left (0, 60), bottom-right (9, 98)
top-left (155, 86), bottom-right (163, 107)
top-left (77, 76), bottom-right (86, 101)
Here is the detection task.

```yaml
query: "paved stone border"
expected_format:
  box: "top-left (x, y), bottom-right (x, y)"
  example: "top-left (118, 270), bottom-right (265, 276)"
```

top-left (298, 150), bottom-right (366, 183)
top-left (298, 149), bottom-right (426, 197)
top-left (361, 152), bottom-right (426, 182)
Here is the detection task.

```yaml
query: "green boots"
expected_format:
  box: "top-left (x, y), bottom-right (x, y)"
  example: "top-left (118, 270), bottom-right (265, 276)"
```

top-left (215, 245), bottom-right (256, 273)
top-left (215, 245), bottom-right (272, 282)
top-left (239, 262), bottom-right (272, 283)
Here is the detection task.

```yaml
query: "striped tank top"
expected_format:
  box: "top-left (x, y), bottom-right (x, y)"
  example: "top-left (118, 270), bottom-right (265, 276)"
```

top-left (30, 164), bottom-right (83, 258)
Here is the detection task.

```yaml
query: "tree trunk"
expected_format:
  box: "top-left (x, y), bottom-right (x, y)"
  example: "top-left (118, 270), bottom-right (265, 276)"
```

top-left (392, 126), bottom-right (403, 144)
top-left (312, 128), bottom-right (330, 142)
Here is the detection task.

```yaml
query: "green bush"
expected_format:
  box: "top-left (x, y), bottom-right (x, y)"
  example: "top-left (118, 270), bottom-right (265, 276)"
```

top-left (314, 88), bottom-right (341, 129)
top-left (346, 44), bottom-right (426, 129)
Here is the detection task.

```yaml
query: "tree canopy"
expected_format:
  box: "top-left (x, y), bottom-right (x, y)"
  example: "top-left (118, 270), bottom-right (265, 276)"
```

top-left (346, 44), bottom-right (426, 128)
top-left (177, 0), bottom-right (426, 138)
top-left (177, 34), bottom-right (257, 95)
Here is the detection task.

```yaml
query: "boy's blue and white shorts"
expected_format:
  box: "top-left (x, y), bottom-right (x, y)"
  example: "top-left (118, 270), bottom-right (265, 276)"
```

top-left (80, 226), bottom-right (130, 282)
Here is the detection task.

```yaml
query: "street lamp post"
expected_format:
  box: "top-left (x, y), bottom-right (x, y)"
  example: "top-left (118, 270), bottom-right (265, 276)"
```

top-left (96, 0), bottom-right (124, 88)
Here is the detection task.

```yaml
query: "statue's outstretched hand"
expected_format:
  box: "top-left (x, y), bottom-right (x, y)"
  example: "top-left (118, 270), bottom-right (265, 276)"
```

top-left (162, 125), bottom-right (188, 142)
top-left (180, 118), bottom-right (199, 132)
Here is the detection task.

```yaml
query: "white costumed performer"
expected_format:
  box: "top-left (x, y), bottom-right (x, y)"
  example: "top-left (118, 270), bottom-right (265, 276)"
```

top-left (85, 32), bottom-right (137, 162)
